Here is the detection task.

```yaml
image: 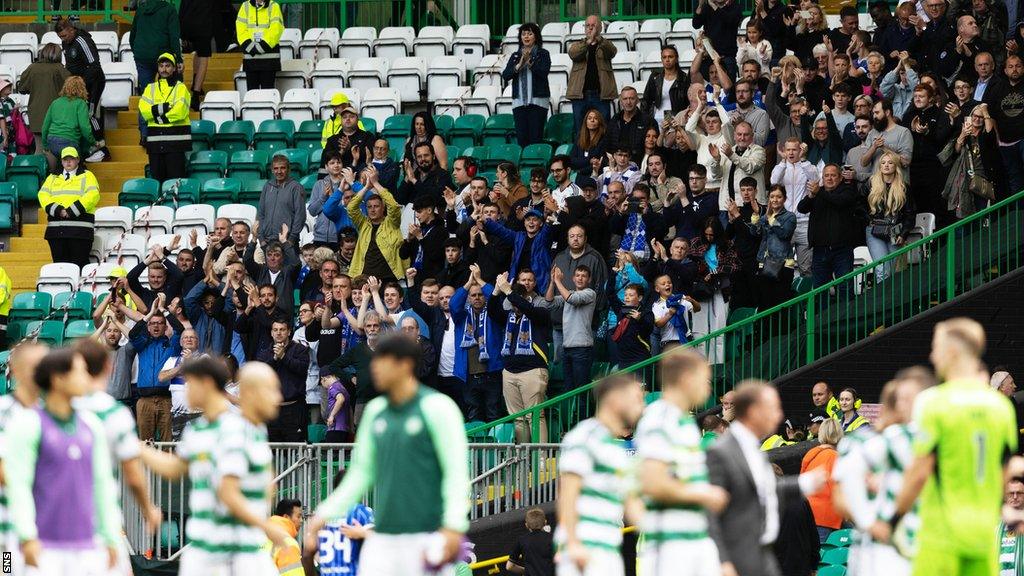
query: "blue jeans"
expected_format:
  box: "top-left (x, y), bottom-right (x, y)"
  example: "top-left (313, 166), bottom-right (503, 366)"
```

top-left (571, 91), bottom-right (610, 141)
top-left (999, 141), bottom-right (1024, 198)
top-left (811, 246), bottom-right (854, 299)
top-left (462, 371), bottom-right (502, 423)
top-left (564, 346), bottom-right (594, 419)
top-left (864, 226), bottom-right (897, 282)
top-left (46, 136), bottom-right (78, 167)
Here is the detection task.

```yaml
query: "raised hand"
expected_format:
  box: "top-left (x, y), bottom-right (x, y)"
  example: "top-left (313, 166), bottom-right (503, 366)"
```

top-left (279, 223), bottom-right (289, 243)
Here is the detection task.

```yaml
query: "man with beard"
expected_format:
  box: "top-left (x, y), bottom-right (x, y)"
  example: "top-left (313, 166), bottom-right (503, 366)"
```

top-left (139, 53), bottom-right (191, 181)
top-left (397, 142), bottom-right (456, 207)
top-left (326, 311), bottom-right (384, 428)
top-left (862, 99), bottom-right (914, 174)
top-left (641, 151), bottom-right (685, 213)
top-left (726, 79), bottom-right (770, 146)
top-left (843, 116), bottom-right (876, 184)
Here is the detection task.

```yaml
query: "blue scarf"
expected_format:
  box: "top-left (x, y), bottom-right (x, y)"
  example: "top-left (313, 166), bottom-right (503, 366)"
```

top-left (665, 294), bottom-right (690, 342)
top-left (501, 311), bottom-right (534, 357)
top-left (460, 305), bottom-right (489, 361)
top-left (296, 265), bottom-right (310, 288)
top-left (413, 221), bottom-right (437, 271)
top-left (620, 213), bottom-right (647, 255)
top-left (338, 307), bottom-right (358, 354)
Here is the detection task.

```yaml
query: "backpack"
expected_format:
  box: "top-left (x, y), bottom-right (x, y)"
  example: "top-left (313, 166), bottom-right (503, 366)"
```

top-left (11, 106), bottom-right (34, 155)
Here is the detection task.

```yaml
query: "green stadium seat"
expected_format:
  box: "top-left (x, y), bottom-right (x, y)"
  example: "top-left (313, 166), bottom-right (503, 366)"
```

top-left (482, 114), bottom-right (515, 146)
top-left (64, 319), bottom-right (95, 340)
top-left (159, 521), bottom-right (181, 552)
top-left (489, 423), bottom-right (515, 443)
top-left (449, 114), bottom-right (485, 148)
top-left (361, 117), bottom-right (377, 135)
top-left (160, 178), bottom-right (200, 205)
top-left (590, 362), bottom-right (611, 379)
top-left (817, 566), bottom-right (846, 576)
top-left (238, 179), bottom-right (267, 206)
top-left (521, 143), bottom-right (553, 169)
top-left (253, 119), bottom-right (296, 155)
top-left (7, 154), bottom-right (47, 201)
top-left (819, 547), bottom-right (849, 567)
top-left (486, 143), bottom-right (521, 169)
top-left (824, 529), bottom-right (853, 549)
top-left (478, 170), bottom-right (497, 186)
top-left (0, 182), bottom-right (19, 233)
top-left (0, 350), bottom-right (9, 394)
top-left (201, 178), bottom-right (241, 208)
top-left (462, 145), bottom-right (489, 165)
top-left (228, 150), bottom-right (270, 182)
top-left (381, 114), bottom-right (413, 138)
top-left (544, 113), bottom-right (574, 147)
top-left (275, 149), bottom-right (310, 181)
top-left (308, 148), bottom-right (323, 173)
top-left (299, 173), bottom-right (319, 193)
top-left (0, 157), bottom-right (5, 181)
top-left (188, 150), bottom-right (228, 181)
top-left (446, 145), bottom-right (461, 163)
top-left (433, 114), bottom-right (454, 141)
top-left (7, 320), bottom-right (29, 344)
top-left (294, 119), bottom-right (326, 151)
top-left (51, 291), bottom-right (93, 320)
top-left (10, 291), bottom-right (52, 321)
top-left (554, 143), bottom-right (573, 157)
top-left (644, 391), bottom-right (662, 404)
top-left (307, 424), bottom-right (327, 443)
top-left (213, 120), bottom-right (256, 154)
top-left (190, 119), bottom-right (216, 152)
top-left (118, 177), bottom-right (160, 210)
top-left (25, 320), bottom-right (64, 346)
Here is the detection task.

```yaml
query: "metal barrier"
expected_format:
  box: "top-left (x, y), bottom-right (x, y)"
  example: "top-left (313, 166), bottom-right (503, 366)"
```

top-left (122, 442), bottom-right (561, 560)
top-left (467, 191), bottom-right (1024, 444)
top-left (0, 0), bottom-right (128, 23)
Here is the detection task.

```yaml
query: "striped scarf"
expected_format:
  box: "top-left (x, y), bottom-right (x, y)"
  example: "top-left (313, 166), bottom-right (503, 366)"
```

top-left (459, 306), bottom-right (489, 361)
top-left (501, 311), bottom-right (534, 357)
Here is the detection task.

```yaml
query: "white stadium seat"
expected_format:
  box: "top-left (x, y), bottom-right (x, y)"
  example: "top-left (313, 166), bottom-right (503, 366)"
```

top-left (37, 263), bottom-right (80, 296)
top-left (133, 205), bottom-right (175, 236)
top-left (413, 26), bottom-right (454, 60)
top-left (387, 56), bottom-right (425, 103)
top-left (0, 32), bottom-right (38, 67)
top-left (276, 58), bottom-right (314, 93)
top-left (0, 64), bottom-right (16, 86)
top-left (540, 22), bottom-right (569, 54)
top-left (907, 212), bottom-right (936, 264)
top-left (473, 54), bottom-right (506, 87)
top-left (100, 62), bottom-right (137, 109)
top-left (91, 31), bottom-right (119, 63)
top-left (495, 84), bottom-right (514, 115)
top-left (639, 50), bottom-right (663, 84)
top-left (200, 90), bottom-right (241, 129)
top-left (452, 24), bottom-right (490, 71)
top-left (95, 206), bottom-right (133, 235)
top-left (565, 20), bottom-right (588, 49)
top-left (667, 18), bottom-right (696, 52)
top-left (218, 203), bottom-right (257, 227)
top-left (374, 26), bottom-right (416, 60)
top-left (348, 57), bottom-right (389, 93)
top-left (117, 31), bottom-right (133, 61)
top-left (360, 87), bottom-right (401, 127)
top-left (105, 234), bottom-right (147, 269)
top-left (145, 234), bottom-right (179, 255)
top-left (299, 27), bottom-right (341, 61)
top-left (279, 28), bottom-right (303, 60)
top-left (173, 204), bottom-right (216, 236)
top-left (464, 84), bottom-right (500, 117)
top-left (613, 51), bottom-right (641, 87)
top-left (635, 19), bottom-right (672, 56)
top-left (338, 27), bottom-right (378, 60)
top-left (605, 21), bottom-right (638, 53)
top-left (80, 262), bottom-right (117, 296)
top-left (39, 32), bottom-right (62, 52)
top-left (433, 85), bottom-right (471, 117)
top-left (279, 88), bottom-right (320, 124)
top-left (320, 88), bottom-right (360, 119)
top-left (310, 58), bottom-right (351, 95)
top-left (240, 89), bottom-right (281, 125)
top-left (426, 56), bottom-right (465, 102)
top-left (549, 81), bottom-right (567, 115)
top-left (549, 53), bottom-right (572, 87)
top-left (501, 25), bottom-right (521, 55)
top-left (89, 235), bottom-right (106, 264)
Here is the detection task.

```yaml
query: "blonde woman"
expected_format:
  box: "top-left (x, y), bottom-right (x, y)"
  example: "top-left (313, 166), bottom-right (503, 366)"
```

top-left (863, 150), bottom-right (915, 281)
top-left (801, 417), bottom-right (844, 543)
top-left (40, 76), bottom-right (95, 173)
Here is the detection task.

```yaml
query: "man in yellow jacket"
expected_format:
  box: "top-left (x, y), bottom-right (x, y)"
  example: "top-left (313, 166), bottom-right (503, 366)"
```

top-left (0, 265), bottom-right (11, 349)
top-left (262, 500), bottom-right (303, 576)
top-left (139, 52), bottom-right (192, 183)
top-left (236, 0), bottom-right (284, 90)
top-left (321, 92), bottom-right (366, 148)
top-left (346, 165), bottom-right (407, 282)
top-left (38, 146), bottom-right (100, 269)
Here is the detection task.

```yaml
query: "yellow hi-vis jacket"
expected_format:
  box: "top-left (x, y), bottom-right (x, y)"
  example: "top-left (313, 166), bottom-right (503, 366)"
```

top-left (0, 266), bottom-right (11, 317)
top-left (236, 0), bottom-right (284, 71)
top-left (139, 77), bottom-right (192, 153)
top-left (260, 517), bottom-right (303, 576)
top-left (38, 169), bottom-right (100, 240)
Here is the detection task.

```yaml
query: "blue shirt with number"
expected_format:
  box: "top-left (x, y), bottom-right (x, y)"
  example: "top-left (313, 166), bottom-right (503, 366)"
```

top-left (318, 504), bottom-right (375, 574)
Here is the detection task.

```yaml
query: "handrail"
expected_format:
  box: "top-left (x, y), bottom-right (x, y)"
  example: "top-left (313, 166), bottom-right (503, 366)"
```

top-left (468, 190), bottom-right (1024, 438)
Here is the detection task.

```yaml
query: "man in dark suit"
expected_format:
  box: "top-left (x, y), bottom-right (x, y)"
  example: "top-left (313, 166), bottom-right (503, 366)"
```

top-left (707, 380), bottom-right (825, 576)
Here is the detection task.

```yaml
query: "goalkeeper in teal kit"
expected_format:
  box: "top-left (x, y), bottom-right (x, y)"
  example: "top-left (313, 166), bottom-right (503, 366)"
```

top-left (305, 333), bottom-right (471, 576)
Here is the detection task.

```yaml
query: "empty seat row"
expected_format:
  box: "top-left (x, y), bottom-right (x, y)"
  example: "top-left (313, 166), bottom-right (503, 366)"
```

top-left (286, 25), bottom-right (490, 70)
top-left (201, 87), bottom-right (401, 131)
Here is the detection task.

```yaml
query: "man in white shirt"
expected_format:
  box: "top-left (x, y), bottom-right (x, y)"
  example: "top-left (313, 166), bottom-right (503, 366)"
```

top-left (550, 155), bottom-right (582, 210)
top-left (769, 137), bottom-right (818, 276)
top-left (713, 120), bottom-right (767, 208)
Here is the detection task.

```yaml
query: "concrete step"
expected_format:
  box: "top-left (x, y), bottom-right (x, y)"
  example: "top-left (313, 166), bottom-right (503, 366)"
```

top-left (118, 109), bottom-right (199, 127)
top-left (105, 129), bottom-right (143, 147)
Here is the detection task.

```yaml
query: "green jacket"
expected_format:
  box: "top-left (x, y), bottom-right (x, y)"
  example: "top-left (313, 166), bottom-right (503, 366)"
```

top-left (41, 96), bottom-right (95, 148)
top-left (16, 62), bottom-right (70, 129)
top-left (129, 0), bottom-right (182, 68)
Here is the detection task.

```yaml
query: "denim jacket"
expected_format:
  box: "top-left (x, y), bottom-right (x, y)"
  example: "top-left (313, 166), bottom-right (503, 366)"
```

top-left (746, 207), bottom-right (797, 263)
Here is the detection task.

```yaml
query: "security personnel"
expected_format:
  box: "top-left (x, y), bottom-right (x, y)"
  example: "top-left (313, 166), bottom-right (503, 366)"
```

top-left (139, 53), bottom-right (192, 183)
top-left (321, 91), bottom-right (365, 148)
top-left (0, 265), bottom-right (11, 349)
top-left (235, 0), bottom-right (284, 90)
top-left (261, 513), bottom-right (303, 575)
top-left (38, 147), bottom-right (100, 269)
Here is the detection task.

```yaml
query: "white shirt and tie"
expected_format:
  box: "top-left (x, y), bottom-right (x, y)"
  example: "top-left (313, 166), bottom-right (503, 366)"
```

top-left (730, 421), bottom-right (780, 544)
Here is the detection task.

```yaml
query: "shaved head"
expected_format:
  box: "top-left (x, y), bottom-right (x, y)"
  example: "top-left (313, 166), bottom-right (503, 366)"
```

top-left (10, 341), bottom-right (48, 397)
top-left (237, 362), bottom-right (283, 424)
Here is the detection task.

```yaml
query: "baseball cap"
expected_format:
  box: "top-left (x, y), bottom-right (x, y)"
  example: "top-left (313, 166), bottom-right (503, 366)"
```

top-left (524, 209), bottom-right (544, 220)
top-left (157, 52), bottom-right (176, 65)
top-left (808, 408), bottom-right (829, 424)
top-left (60, 146), bottom-right (79, 159)
top-left (336, 102), bottom-right (358, 116)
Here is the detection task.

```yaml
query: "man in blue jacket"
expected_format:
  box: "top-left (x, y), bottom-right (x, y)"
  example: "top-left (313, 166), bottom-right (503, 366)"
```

top-left (183, 277), bottom-right (236, 356)
top-left (450, 263), bottom-right (505, 422)
top-left (129, 293), bottom-right (183, 441)
top-left (483, 209), bottom-right (560, 294)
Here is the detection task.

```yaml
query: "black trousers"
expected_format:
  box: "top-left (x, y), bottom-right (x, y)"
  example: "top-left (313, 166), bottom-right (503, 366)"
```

top-left (149, 151), bottom-right (188, 184)
top-left (245, 69), bottom-right (277, 91)
top-left (47, 236), bottom-right (92, 269)
top-left (268, 401), bottom-right (308, 442)
top-left (513, 104), bottom-right (547, 148)
top-left (85, 74), bottom-right (106, 140)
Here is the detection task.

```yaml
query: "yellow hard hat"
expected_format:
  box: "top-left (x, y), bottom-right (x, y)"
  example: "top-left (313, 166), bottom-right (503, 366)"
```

top-left (60, 146), bottom-right (79, 159)
top-left (329, 92), bottom-right (350, 107)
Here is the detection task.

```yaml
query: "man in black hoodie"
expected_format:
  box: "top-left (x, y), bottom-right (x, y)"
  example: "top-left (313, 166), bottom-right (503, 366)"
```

top-left (55, 18), bottom-right (109, 161)
top-left (399, 194), bottom-right (457, 286)
top-left (797, 164), bottom-right (863, 298)
top-left (985, 54), bottom-right (1024, 197)
top-left (397, 142), bottom-right (455, 207)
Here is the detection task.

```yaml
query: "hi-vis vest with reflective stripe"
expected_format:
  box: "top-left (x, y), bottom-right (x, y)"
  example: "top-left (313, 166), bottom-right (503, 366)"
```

top-left (0, 267), bottom-right (11, 317)
top-left (236, 0), bottom-right (284, 65)
top-left (760, 434), bottom-right (794, 451)
top-left (139, 78), bottom-right (192, 152)
top-left (38, 169), bottom-right (100, 240)
top-left (260, 536), bottom-right (303, 576)
top-left (843, 413), bottom-right (870, 433)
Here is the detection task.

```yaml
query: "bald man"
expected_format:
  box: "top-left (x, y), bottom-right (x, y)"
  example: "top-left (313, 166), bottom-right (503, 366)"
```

top-left (811, 381), bottom-right (840, 419)
top-left (238, 361), bottom-right (284, 428)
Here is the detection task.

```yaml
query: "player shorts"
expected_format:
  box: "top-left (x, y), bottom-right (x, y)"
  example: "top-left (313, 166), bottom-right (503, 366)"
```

top-left (178, 547), bottom-right (278, 576)
top-left (356, 532), bottom-right (456, 576)
top-left (24, 546), bottom-right (107, 576)
top-left (557, 546), bottom-right (624, 576)
top-left (639, 537), bottom-right (721, 576)
top-left (849, 541), bottom-right (910, 576)
top-left (912, 545), bottom-right (996, 576)
top-left (182, 35), bottom-right (213, 58)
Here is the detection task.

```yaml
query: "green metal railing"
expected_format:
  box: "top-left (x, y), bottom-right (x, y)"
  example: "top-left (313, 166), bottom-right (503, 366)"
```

top-left (0, 0), bottom-right (128, 23)
top-left (468, 191), bottom-right (1024, 443)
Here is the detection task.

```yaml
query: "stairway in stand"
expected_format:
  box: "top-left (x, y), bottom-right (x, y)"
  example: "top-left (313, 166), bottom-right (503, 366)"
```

top-left (1, 52), bottom-right (242, 293)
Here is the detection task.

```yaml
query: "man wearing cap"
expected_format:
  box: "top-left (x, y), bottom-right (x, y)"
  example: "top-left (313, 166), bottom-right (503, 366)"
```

top-left (37, 146), bottom-right (100, 269)
top-left (0, 265), bottom-right (10, 349)
top-left (321, 92), bottom-right (361, 149)
top-left (139, 53), bottom-right (192, 184)
top-left (483, 208), bottom-right (559, 294)
top-left (235, 0), bottom-right (284, 90)
top-left (322, 101), bottom-right (372, 170)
